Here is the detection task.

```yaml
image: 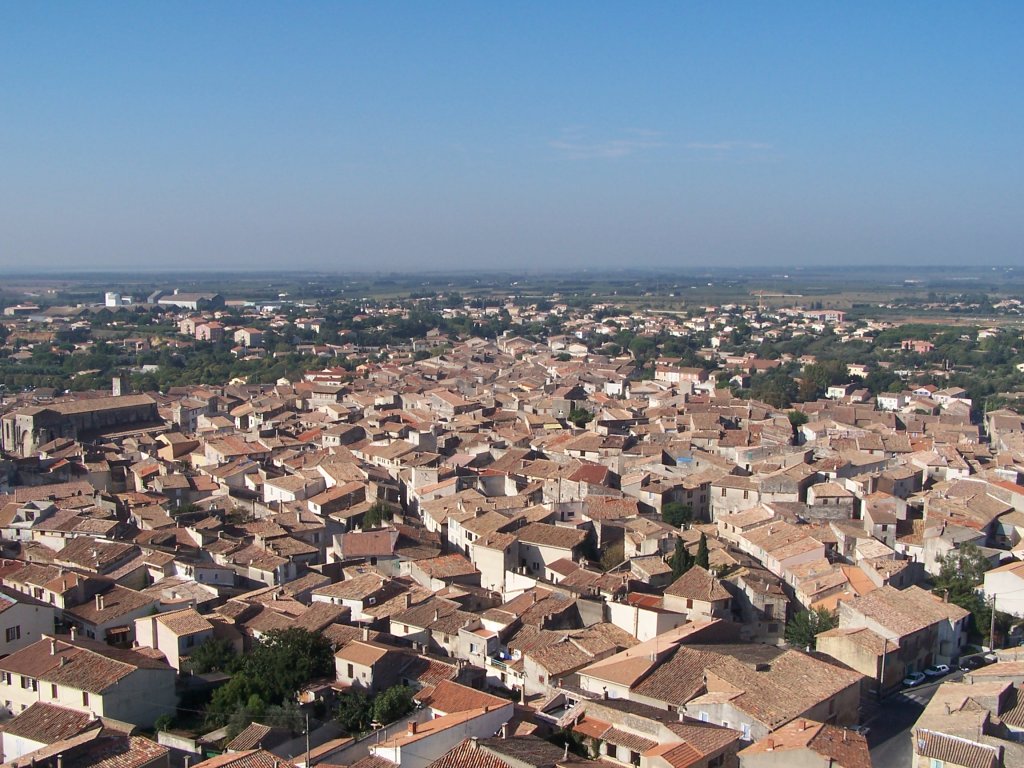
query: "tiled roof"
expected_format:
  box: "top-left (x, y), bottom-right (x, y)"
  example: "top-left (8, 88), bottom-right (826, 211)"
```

top-left (418, 680), bottom-right (509, 715)
top-left (64, 586), bottom-right (156, 625)
top-left (0, 637), bottom-right (172, 694)
top-left (0, 702), bottom-right (97, 743)
top-left (915, 729), bottom-right (1000, 768)
top-left (516, 522), bottom-right (587, 550)
top-left (193, 749), bottom-right (300, 768)
top-left (664, 566), bottom-right (731, 602)
top-left (739, 720), bottom-right (870, 768)
top-left (155, 607), bottom-right (213, 635)
top-left (842, 585), bottom-right (969, 638)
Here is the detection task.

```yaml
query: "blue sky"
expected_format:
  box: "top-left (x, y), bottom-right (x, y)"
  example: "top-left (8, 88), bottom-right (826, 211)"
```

top-left (1, 2), bottom-right (1021, 271)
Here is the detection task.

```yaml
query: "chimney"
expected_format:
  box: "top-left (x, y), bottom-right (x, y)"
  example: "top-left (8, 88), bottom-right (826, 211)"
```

top-left (563, 742), bottom-right (569, 760)
top-left (501, 722), bottom-right (508, 739)
top-left (602, 687), bottom-right (609, 700)
top-left (434, 609), bottom-right (440, 622)
top-left (766, 738), bottom-right (775, 751)
top-left (843, 729), bottom-right (848, 742)
top-left (50, 639), bottom-right (56, 656)
top-left (60, 656), bottom-right (67, 666)
top-left (408, 721), bottom-right (417, 735)
top-left (56, 756), bottom-right (63, 768)
top-left (96, 593), bottom-right (105, 611)
top-left (362, 627), bottom-right (370, 642)
top-left (404, 593), bottom-right (412, 608)
top-left (184, 758), bottom-right (191, 768)
top-left (800, 719), bottom-right (808, 731)
top-left (69, 626), bottom-right (77, 642)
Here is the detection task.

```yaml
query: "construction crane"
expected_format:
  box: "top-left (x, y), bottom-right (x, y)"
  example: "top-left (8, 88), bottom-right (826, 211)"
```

top-left (752, 291), bottom-right (804, 310)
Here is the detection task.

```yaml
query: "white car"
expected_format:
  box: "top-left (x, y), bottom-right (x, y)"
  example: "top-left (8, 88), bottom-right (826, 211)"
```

top-left (924, 664), bottom-right (950, 677)
top-left (903, 671), bottom-right (927, 687)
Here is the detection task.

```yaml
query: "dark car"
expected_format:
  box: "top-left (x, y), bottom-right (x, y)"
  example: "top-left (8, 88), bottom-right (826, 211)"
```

top-left (959, 654), bottom-right (994, 671)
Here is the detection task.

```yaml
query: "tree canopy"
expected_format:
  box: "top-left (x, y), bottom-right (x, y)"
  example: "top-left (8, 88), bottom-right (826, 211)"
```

top-left (785, 608), bottom-right (837, 649)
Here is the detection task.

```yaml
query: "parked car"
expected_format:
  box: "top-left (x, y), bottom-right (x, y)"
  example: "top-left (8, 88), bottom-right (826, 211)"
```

top-left (924, 664), bottom-right (950, 677)
top-left (903, 671), bottom-right (927, 687)
top-left (959, 656), bottom-right (986, 671)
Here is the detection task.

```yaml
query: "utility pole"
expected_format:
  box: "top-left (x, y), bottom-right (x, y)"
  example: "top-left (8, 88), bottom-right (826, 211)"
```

top-left (878, 637), bottom-right (888, 702)
top-left (305, 711), bottom-right (311, 768)
top-left (990, 596), bottom-right (998, 652)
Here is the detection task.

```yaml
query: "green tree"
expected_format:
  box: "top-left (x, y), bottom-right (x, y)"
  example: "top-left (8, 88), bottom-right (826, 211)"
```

top-left (695, 533), bottom-right (710, 570)
top-left (932, 543), bottom-right (992, 641)
top-left (567, 407), bottom-right (594, 428)
top-left (335, 689), bottom-right (373, 734)
top-left (371, 685), bottom-right (414, 725)
top-left (661, 501), bottom-right (692, 529)
top-left (787, 410), bottom-right (809, 429)
top-left (598, 540), bottom-right (625, 572)
top-left (184, 636), bottom-right (238, 674)
top-left (670, 538), bottom-right (693, 579)
top-left (262, 701), bottom-right (305, 733)
top-left (246, 628), bottom-right (334, 703)
top-left (363, 501), bottom-right (390, 529)
top-left (205, 628), bottom-right (333, 728)
top-left (785, 608), bottom-right (837, 649)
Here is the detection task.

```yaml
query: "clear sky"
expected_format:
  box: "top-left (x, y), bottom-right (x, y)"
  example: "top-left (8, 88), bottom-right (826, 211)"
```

top-left (1, 2), bottom-right (1021, 272)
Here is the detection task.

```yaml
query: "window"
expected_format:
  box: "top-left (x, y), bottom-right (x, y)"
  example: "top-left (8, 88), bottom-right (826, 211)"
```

top-left (699, 711), bottom-right (709, 722)
top-left (742, 723), bottom-right (751, 740)
top-left (82, 692), bottom-right (89, 706)
top-left (347, 664), bottom-right (354, 678)
top-left (4, 626), bottom-right (19, 643)
top-left (606, 744), bottom-right (617, 759)
top-left (930, 760), bottom-right (942, 768)
top-left (630, 751), bottom-right (640, 766)
top-left (721, 488), bottom-right (726, 497)
top-left (743, 490), bottom-right (749, 500)
top-left (51, 684), bottom-right (57, 698)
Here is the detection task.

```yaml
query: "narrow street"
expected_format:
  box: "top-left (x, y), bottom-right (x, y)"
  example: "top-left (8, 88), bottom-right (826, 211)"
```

top-left (866, 671), bottom-right (962, 768)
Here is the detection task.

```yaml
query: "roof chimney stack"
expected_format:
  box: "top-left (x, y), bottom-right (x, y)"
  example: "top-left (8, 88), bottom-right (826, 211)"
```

top-left (50, 639), bottom-right (56, 656)
top-left (69, 626), bottom-right (77, 642)
top-left (408, 721), bottom-right (417, 735)
top-left (362, 626), bottom-right (370, 642)
top-left (95, 593), bottom-right (105, 611)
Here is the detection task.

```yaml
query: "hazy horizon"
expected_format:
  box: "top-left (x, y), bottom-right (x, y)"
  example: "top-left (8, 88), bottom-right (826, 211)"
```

top-left (2, 3), bottom-right (1021, 271)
